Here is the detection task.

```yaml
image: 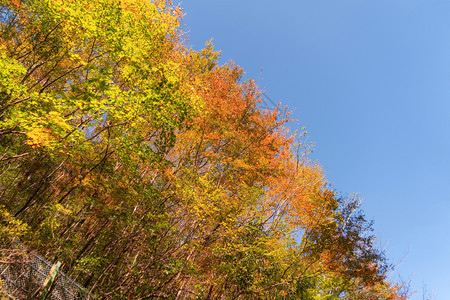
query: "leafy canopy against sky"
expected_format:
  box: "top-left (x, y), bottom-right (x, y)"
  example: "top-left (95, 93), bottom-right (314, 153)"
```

top-left (2, 0), bottom-right (444, 298)
top-left (180, 1), bottom-right (450, 298)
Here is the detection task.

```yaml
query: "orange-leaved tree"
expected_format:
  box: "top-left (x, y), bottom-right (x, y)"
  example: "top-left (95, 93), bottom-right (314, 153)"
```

top-left (157, 55), bottom-right (406, 298)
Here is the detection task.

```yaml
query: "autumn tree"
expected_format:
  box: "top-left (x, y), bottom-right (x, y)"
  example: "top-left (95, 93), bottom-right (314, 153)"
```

top-left (158, 59), bottom-right (404, 298)
top-left (0, 0), bottom-right (199, 296)
top-left (0, 0), bottom-right (406, 299)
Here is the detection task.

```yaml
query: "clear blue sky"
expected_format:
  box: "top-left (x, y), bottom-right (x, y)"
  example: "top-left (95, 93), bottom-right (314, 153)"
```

top-left (179, 1), bottom-right (450, 298)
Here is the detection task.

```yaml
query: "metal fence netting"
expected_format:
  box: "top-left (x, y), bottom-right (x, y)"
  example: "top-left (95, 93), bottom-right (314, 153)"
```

top-left (0, 244), bottom-right (93, 300)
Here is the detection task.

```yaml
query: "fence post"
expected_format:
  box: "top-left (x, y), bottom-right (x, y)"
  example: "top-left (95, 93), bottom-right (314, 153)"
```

top-left (38, 261), bottom-right (62, 300)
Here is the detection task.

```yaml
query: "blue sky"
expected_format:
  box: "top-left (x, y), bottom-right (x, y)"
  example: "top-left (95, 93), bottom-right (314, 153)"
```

top-left (179, 0), bottom-right (450, 298)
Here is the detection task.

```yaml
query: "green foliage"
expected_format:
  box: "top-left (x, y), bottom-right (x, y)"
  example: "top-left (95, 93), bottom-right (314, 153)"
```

top-left (0, 205), bottom-right (28, 243)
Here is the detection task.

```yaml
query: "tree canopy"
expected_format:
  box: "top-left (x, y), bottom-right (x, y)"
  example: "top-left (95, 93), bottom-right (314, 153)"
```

top-left (0, 0), bottom-right (406, 298)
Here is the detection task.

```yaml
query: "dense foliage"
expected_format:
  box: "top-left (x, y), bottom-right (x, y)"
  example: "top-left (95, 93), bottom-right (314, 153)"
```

top-left (0, 0), bottom-right (406, 298)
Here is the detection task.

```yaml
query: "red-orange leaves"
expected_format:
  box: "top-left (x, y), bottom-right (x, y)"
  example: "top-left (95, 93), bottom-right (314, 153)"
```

top-left (198, 66), bottom-right (293, 181)
top-left (159, 50), bottom-right (402, 297)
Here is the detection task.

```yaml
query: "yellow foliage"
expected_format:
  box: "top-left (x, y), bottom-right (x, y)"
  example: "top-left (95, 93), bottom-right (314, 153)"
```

top-left (0, 206), bottom-right (28, 243)
top-left (25, 127), bottom-right (54, 149)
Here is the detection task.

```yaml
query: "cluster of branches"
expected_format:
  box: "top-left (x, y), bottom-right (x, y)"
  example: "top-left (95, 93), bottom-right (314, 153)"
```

top-left (0, 0), bottom-right (407, 298)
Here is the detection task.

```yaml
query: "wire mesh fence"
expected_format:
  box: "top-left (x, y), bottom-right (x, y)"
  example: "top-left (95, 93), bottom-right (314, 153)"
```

top-left (0, 244), bottom-right (93, 300)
